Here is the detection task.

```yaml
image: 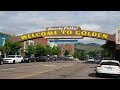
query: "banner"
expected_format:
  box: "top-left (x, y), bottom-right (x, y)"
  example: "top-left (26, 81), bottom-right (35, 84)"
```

top-left (48, 39), bottom-right (79, 44)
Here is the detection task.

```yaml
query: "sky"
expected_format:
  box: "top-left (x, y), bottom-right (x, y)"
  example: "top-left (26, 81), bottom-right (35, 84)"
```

top-left (0, 11), bottom-right (120, 45)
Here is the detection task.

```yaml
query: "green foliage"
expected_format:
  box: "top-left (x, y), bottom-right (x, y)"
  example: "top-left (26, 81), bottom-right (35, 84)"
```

top-left (51, 46), bottom-right (60, 55)
top-left (35, 44), bottom-right (46, 56)
top-left (64, 50), bottom-right (70, 56)
top-left (0, 46), bottom-right (11, 54)
top-left (25, 44), bottom-right (61, 56)
top-left (101, 41), bottom-right (116, 58)
top-left (87, 51), bottom-right (96, 57)
top-left (73, 51), bottom-right (87, 60)
top-left (75, 43), bottom-right (103, 52)
top-left (45, 45), bottom-right (53, 55)
top-left (0, 40), bottom-right (22, 55)
top-left (25, 45), bottom-right (36, 55)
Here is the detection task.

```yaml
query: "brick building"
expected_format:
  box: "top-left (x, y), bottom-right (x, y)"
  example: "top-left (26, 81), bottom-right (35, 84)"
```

top-left (20, 38), bottom-right (48, 56)
top-left (57, 44), bottom-right (75, 56)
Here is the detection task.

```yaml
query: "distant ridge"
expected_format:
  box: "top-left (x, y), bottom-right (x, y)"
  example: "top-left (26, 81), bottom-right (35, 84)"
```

top-left (74, 43), bottom-right (103, 51)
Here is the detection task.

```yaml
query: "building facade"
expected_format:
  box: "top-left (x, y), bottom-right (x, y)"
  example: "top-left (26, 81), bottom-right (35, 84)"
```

top-left (0, 32), bottom-right (11, 56)
top-left (0, 32), bottom-right (11, 46)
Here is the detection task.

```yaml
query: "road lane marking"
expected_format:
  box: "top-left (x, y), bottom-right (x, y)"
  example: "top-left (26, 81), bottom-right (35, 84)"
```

top-left (0, 64), bottom-right (57, 71)
top-left (15, 64), bottom-right (74, 79)
top-left (44, 64), bottom-right (57, 67)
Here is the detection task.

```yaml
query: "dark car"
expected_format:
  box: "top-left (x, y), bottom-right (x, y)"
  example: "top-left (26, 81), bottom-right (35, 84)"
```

top-left (36, 56), bottom-right (49, 62)
top-left (23, 55), bottom-right (36, 63)
top-left (0, 56), bottom-right (3, 65)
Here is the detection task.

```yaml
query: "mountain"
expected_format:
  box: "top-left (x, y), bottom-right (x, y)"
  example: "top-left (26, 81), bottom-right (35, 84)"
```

top-left (74, 43), bottom-right (103, 51)
top-left (86, 43), bottom-right (101, 47)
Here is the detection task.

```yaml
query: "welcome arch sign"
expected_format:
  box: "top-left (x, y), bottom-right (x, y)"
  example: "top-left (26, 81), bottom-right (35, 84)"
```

top-left (10, 26), bottom-right (115, 42)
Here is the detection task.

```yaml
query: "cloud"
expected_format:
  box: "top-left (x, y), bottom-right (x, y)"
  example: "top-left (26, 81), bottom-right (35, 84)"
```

top-left (0, 11), bottom-right (119, 44)
top-left (80, 24), bottom-right (101, 31)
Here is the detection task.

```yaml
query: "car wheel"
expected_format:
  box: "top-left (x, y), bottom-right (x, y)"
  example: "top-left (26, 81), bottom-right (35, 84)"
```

top-left (28, 60), bottom-right (31, 63)
top-left (21, 60), bottom-right (23, 63)
top-left (0, 61), bottom-right (3, 65)
top-left (95, 72), bottom-right (100, 77)
top-left (13, 60), bottom-right (15, 64)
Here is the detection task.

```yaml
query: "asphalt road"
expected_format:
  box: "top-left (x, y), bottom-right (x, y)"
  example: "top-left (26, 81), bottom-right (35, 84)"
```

top-left (24, 61), bottom-right (100, 79)
top-left (0, 60), bottom-right (119, 79)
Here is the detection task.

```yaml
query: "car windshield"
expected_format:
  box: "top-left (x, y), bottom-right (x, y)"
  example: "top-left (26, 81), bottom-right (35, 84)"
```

top-left (100, 62), bottom-right (119, 66)
top-left (7, 55), bottom-right (15, 58)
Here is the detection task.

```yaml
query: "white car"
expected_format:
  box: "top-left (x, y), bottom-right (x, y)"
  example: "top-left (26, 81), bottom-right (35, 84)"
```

top-left (3, 55), bottom-right (23, 64)
top-left (74, 58), bottom-right (79, 61)
top-left (66, 55), bottom-right (74, 60)
top-left (87, 57), bottom-right (94, 62)
top-left (95, 60), bottom-right (120, 77)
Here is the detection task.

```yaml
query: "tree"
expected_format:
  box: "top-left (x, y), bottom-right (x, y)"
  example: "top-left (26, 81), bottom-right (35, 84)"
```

top-left (51, 46), bottom-right (60, 55)
top-left (25, 45), bottom-right (36, 55)
top-left (5, 40), bottom-right (22, 55)
top-left (73, 50), bottom-right (88, 60)
top-left (87, 51), bottom-right (97, 58)
top-left (0, 46), bottom-right (11, 57)
top-left (45, 45), bottom-right (52, 55)
top-left (64, 50), bottom-right (70, 56)
top-left (0, 40), bottom-right (22, 57)
top-left (35, 44), bottom-right (46, 56)
top-left (101, 41), bottom-right (116, 58)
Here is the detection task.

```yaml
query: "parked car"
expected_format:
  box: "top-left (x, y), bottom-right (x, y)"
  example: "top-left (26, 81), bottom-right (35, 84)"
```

top-left (3, 55), bottom-right (23, 64)
top-left (36, 56), bottom-right (49, 62)
top-left (57, 56), bottom-right (64, 60)
top-left (87, 57), bottom-right (94, 62)
top-left (74, 58), bottom-right (79, 61)
top-left (23, 55), bottom-right (36, 63)
top-left (95, 60), bottom-right (120, 77)
top-left (0, 56), bottom-right (3, 65)
top-left (65, 55), bottom-right (74, 61)
top-left (51, 55), bottom-right (58, 61)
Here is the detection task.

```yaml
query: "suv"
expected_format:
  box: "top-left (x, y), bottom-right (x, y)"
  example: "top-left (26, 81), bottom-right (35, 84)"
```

top-left (36, 56), bottom-right (49, 62)
top-left (0, 56), bottom-right (3, 65)
top-left (23, 55), bottom-right (36, 63)
top-left (3, 55), bottom-right (23, 64)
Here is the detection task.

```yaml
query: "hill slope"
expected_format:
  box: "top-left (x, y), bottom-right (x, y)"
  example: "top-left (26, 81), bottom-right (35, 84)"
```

top-left (74, 43), bottom-right (103, 51)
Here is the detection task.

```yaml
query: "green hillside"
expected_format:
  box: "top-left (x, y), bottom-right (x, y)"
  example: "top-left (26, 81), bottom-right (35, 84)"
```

top-left (74, 43), bottom-right (103, 52)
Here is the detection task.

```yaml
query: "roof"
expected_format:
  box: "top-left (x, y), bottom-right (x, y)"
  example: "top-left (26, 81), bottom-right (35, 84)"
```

top-left (101, 60), bottom-right (119, 63)
top-left (0, 32), bottom-right (11, 36)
